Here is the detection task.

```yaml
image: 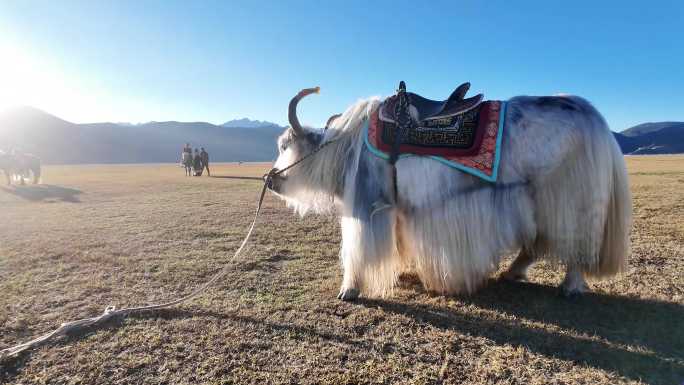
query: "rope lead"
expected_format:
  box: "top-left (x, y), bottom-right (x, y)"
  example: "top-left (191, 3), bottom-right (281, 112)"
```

top-left (1, 126), bottom-right (338, 361)
top-left (1, 180), bottom-right (271, 361)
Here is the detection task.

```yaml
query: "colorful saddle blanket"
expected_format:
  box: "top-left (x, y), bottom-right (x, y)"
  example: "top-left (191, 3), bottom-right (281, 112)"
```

top-left (365, 100), bottom-right (506, 182)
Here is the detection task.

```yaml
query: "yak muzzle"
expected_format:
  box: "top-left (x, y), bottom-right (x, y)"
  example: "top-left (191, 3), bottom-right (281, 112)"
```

top-left (264, 168), bottom-right (285, 193)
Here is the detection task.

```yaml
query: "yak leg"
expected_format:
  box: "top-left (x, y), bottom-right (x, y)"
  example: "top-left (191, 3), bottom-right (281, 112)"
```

top-left (501, 248), bottom-right (536, 282)
top-left (338, 149), bottom-right (396, 301)
top-left (337, 215), bottom-right (365, 301)
top-left (338, 205), bottom-right (395, 301)
top-left (338, 216), bottom-right (362, 301)
top-left (560, 265), bottom-right (589, 299)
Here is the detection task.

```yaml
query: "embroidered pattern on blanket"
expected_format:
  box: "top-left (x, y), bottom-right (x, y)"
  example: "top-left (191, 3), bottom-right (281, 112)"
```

top-left (365, 101), bottom-right (506, 182)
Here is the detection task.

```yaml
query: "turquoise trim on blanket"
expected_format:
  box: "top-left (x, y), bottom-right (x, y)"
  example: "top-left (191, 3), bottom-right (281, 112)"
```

top-left (363, 101), bottom-right (507, 183)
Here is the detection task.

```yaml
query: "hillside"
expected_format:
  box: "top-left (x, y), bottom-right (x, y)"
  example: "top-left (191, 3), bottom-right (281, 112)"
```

top-left (0, 107), bottom-right (284, 164)
top-left (613, 122), bottom-right (684, 155)
top-left (620, 122), bottom-right (684, 137)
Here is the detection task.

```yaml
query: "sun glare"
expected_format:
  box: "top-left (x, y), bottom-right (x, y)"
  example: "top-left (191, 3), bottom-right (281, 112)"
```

top-left (0, 41), bottom-right (100, 122)
top-left (0, 42), bottom-right (69, 115)
top-left (0, 43), bottom-right (33, 113)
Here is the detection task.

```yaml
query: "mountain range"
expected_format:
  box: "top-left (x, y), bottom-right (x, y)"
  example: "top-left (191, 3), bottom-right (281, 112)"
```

top-left (221, 118), bottom-right (281, 129)
top-left (612, 122), bottom-right (684, 155)
top-left (0, 107), bottom-right (284, 164)
top-left (0, 106), bottom-right (681, 164)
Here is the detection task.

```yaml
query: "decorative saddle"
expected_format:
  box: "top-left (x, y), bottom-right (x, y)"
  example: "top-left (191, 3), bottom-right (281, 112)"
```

top-left (366, 81), bottom-right (507, 182)
top-left (379, 82), bottom-right (483, 124)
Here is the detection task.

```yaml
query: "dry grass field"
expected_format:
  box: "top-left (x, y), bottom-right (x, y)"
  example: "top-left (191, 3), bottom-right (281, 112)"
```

top-left (0, 157), bottom-right (682, 384)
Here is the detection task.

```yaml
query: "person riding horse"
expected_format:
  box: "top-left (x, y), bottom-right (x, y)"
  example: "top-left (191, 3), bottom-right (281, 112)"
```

top-left (0, 149), bottom-right (41, 185)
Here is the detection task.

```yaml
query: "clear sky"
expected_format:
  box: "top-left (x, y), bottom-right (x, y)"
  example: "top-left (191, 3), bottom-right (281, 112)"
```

top-left (0, 0), bottom-right (682, 131)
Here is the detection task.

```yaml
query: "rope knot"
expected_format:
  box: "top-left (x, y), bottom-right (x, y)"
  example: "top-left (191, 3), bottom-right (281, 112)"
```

top-left (264, 167), bottom-right (279, 179)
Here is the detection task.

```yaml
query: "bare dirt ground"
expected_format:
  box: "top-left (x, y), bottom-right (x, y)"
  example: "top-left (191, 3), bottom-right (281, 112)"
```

top-left (1, 158), bottom-right (682, 384)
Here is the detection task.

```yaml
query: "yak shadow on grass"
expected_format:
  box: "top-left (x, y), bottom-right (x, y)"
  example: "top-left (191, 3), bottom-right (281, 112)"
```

top-left (359, 280), bottom-right (684, 385)
top-left (127, 308), bottom-right (370, 349)
top-left (0, 184), bottom-right (82, 203)
top-left (3, 281), bottom-right (682, 384)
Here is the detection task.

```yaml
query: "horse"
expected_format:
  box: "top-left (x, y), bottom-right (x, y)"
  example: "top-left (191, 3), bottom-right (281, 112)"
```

top-left (181, 151), bottom-right (193, 176)
top-left (16, 153), bottom-right (41, 185)
top-left (0, 150), bottom-right (41, 185)
top-left (266, 85), bottom-right (632, 301)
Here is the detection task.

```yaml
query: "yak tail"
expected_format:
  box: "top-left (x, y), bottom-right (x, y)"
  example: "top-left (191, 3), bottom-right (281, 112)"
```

top-left (596, 139), bottom-right (632, 276)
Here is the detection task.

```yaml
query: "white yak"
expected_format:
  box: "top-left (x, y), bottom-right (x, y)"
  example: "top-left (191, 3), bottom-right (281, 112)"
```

top-left (267, 86), bottom-right (631, 301)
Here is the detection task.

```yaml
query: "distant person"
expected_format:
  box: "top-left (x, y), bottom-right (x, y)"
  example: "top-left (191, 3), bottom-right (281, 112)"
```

top-left (200, 147), bottom-right (210, 176)
top-left (181, 144), bottom-right (193, 176)
top-left (193, 148), bottom-right (203, 176)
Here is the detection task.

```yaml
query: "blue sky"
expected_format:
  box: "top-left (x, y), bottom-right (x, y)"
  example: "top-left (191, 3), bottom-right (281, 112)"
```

top-left (0, 0), bottom-right (682, 131)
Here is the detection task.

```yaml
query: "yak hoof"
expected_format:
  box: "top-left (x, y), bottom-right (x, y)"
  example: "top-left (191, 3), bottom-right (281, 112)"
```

top-left (501, 271), bottom-right (528, 282)
top-left (560, 288), bottom-right (584, 302)
top-left (560, 273), bottom-right (589, 301)
top-left (559, 284), bottom-right (588, 301)
top-left (337, 287), bottom-right (360, 301)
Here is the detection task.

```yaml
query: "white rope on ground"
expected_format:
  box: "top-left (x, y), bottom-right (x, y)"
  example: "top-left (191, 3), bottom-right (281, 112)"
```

top-left (0, 181), bottom-right (270, 361)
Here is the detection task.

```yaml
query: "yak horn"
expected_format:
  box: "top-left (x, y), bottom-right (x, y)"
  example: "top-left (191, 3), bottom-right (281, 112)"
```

top-left (288, 86), bottom-right (320, 136)
top-left (325, 113), bottom-right (342, 130)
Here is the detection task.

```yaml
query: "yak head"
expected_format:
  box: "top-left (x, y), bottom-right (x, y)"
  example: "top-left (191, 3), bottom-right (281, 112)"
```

top-left (267, 87), bottom-right (343, 215)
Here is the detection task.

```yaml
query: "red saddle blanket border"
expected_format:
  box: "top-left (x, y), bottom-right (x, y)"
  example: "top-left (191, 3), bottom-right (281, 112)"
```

top-left (367, 100), bottom-right (504, 179)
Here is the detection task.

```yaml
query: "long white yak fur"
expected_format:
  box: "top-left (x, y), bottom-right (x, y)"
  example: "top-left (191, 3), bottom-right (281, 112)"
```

top-left (271, 94), bottom-right (632, 297)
